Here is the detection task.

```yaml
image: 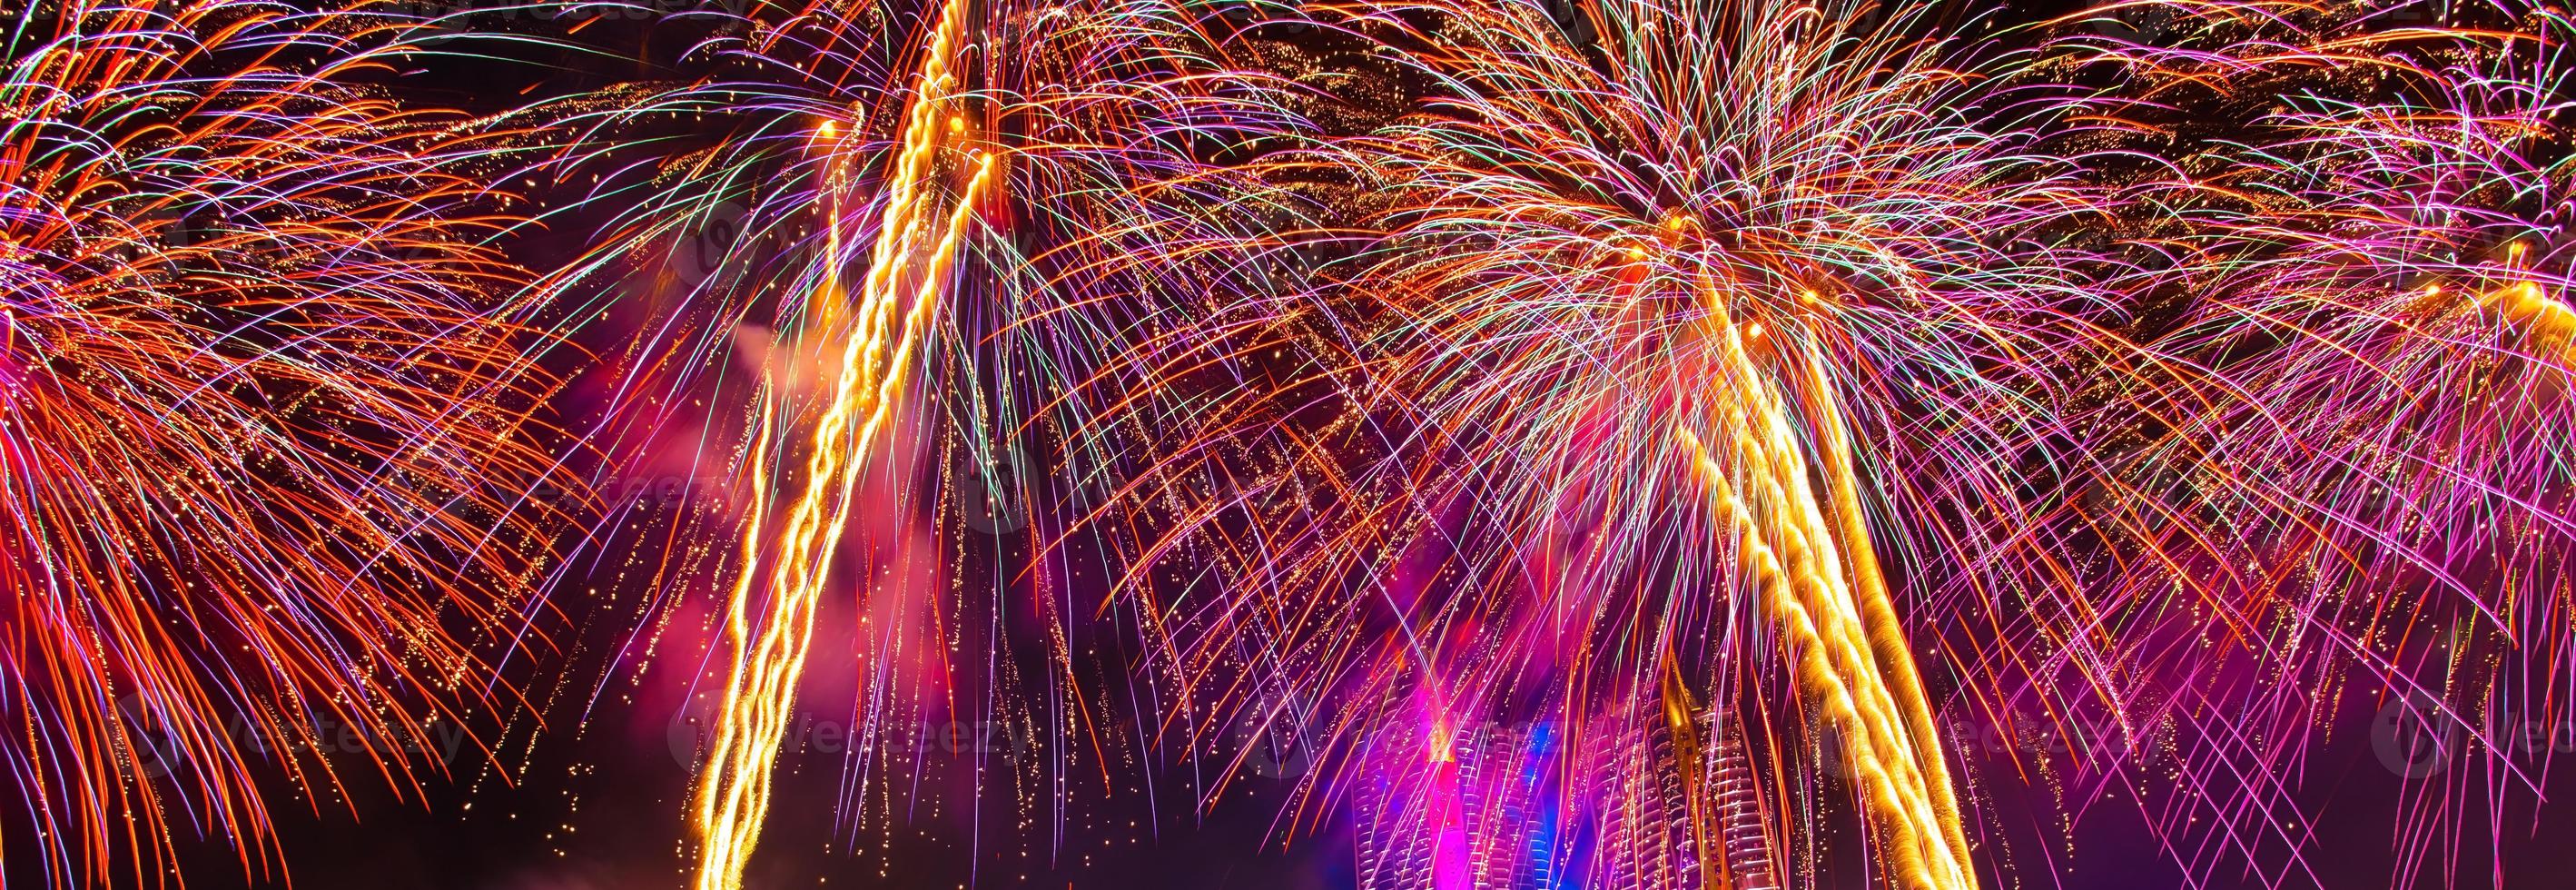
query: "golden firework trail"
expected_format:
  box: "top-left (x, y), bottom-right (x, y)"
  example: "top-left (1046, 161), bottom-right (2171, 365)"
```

top-left (1673, 312), bottom-right (1973, 890)
top-left (687, 0), bottom-right (995, 885)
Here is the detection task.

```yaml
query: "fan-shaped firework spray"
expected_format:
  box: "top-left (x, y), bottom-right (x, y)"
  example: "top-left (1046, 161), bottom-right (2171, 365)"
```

top-left (0, 0), bottom-right (570, 884)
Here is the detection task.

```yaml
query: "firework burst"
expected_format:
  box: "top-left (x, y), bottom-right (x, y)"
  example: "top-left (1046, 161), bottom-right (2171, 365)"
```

top-left (1070, 0), bottom-right (2575, 887)
top-left (1087, 1), bottom-right (2122, 885)
top-left (0, 2), bottom-right (569, 883)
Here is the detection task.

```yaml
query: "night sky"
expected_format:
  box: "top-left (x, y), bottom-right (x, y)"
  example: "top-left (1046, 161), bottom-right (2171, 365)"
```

top-left (6, 1), bottom-right (2573, 887)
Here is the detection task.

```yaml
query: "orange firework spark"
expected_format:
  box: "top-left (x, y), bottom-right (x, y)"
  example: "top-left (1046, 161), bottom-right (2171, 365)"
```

top-left (0, 1), bottom-right (569, 885)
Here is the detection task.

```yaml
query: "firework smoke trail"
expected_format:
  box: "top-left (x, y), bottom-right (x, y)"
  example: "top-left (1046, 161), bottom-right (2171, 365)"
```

top-left (684, 0), bottom-right (995, 883)
top-left (0, 1), bottom-right (568, 885)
